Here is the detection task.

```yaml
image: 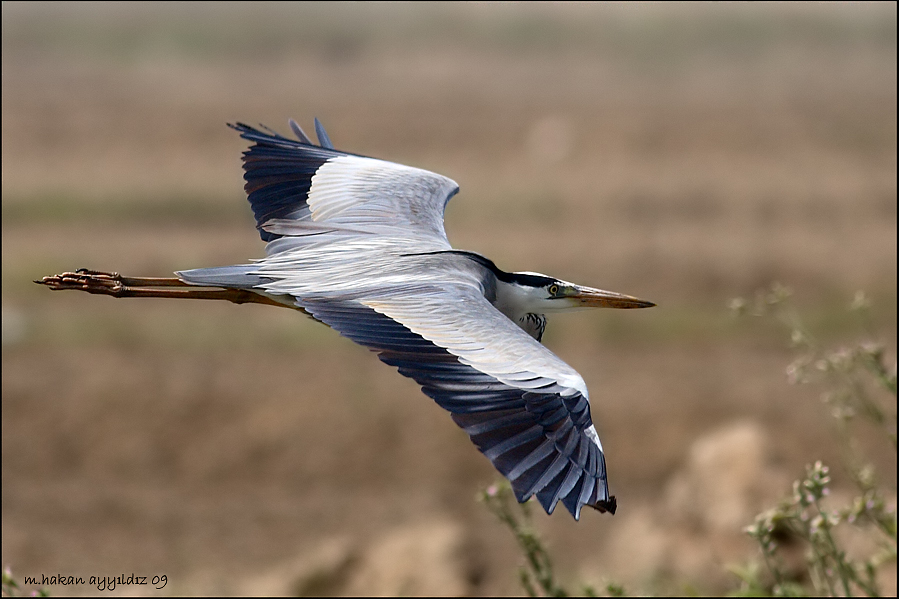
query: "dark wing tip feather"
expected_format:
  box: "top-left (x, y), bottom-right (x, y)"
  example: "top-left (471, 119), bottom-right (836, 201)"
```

top-left (289, 119), bottom-right (313, 144)
top-left (229, 121), bottom-right (319, 148)
top-left (314, 117), bottom-right (334, 149)
top-left (592, 496), bottom-right (617, 515)
top-left (228, 119), bottom-right (350, 243)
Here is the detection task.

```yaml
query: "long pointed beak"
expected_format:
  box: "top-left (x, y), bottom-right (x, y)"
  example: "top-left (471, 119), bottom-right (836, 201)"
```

top-left (568, 286), bottom-right (656, 309)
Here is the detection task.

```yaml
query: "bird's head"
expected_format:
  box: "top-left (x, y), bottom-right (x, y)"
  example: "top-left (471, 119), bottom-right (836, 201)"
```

top-left (504, 271), bottom-right (655, 314)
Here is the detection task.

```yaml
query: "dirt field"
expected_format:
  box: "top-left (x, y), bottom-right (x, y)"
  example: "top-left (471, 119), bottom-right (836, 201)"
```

top-left (3, 3), bottom-right (896, 596)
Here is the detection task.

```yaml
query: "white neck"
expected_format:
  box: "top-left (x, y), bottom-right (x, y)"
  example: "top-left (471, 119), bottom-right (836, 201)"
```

top-left (493, 281), bottom-right (549, 341)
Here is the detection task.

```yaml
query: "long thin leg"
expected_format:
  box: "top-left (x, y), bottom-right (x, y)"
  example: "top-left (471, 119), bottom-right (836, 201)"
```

top-left (36, 269), bottom-right (297, 310)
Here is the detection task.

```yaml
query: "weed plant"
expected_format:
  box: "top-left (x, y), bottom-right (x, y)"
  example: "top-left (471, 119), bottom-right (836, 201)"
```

top-left (734, 285), bottom-right (896, 596)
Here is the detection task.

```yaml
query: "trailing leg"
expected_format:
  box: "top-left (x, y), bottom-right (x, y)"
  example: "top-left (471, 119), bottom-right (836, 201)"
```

top-left (36, 269), bottom-right (295, 310)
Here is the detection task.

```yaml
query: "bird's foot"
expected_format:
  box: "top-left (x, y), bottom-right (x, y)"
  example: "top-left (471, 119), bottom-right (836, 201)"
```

top-left (36, 269), bottom-right (127, 295)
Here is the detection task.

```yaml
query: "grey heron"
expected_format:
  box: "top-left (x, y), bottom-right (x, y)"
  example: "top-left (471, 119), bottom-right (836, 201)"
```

top-left (38, 118), bottom-right (654, 519)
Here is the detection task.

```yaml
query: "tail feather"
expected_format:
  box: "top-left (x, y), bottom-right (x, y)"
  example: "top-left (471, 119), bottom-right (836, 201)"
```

top-left (177, 265), bottom-right (267, 289)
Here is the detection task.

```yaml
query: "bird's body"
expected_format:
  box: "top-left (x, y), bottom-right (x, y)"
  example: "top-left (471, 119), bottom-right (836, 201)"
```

top-left (39, 119), bottom-right (654, 520)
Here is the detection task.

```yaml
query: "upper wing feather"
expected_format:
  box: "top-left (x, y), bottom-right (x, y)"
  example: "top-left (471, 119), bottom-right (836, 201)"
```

top-left (230, 122), bottom-right (458, 251)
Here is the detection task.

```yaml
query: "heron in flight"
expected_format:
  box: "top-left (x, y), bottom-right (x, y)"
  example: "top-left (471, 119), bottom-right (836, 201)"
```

top-left (39, 118), bottom-right (654, 519)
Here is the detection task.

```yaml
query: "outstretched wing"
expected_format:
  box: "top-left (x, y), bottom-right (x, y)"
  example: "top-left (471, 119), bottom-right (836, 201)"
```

top-left (229, 121), bottom-right (458, 250)
top-left (290, 283), bottom-right (614, 519)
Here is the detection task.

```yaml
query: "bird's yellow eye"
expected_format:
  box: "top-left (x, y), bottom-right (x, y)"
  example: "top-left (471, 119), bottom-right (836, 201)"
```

top-left (548, 284), bottom-right (559, 296)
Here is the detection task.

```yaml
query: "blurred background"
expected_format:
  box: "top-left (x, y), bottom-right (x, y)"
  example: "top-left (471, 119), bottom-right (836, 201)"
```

top-left (2, 2), bottom-right (896, 595)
